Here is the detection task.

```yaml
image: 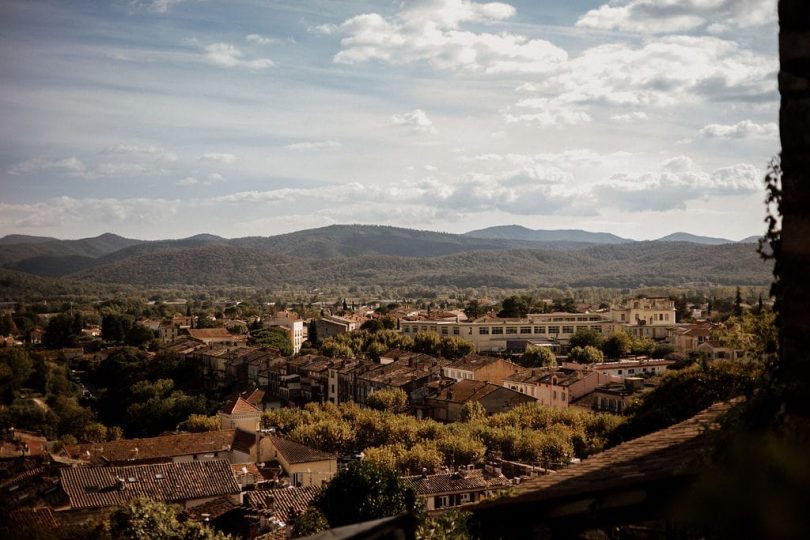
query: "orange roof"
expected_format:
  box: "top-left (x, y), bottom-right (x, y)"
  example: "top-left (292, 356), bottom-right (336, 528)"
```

top-left (220, 396), bottom-right (261, 415)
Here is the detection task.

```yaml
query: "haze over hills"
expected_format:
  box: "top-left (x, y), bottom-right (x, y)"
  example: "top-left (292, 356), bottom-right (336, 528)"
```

top-left (464, 225), bottom-right (632, 244)
top-left (0, 225), bottom-right (772, 290)
top-left (653, 232), bottom-right (736, 245)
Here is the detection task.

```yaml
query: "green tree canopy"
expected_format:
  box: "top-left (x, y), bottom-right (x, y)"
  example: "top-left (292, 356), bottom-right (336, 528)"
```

top-left (602, 332), bottom-right (632, 359)
top-left (313, 461), bottom-right (416, 528)
top-left (517, 347), bottom-right (556, 368)
top-left (366, 388), bottom-right (408, 413)
top-left (568, 328), bottom-right (604, 349)
top-left (569, 345), bottom-right (604, 364)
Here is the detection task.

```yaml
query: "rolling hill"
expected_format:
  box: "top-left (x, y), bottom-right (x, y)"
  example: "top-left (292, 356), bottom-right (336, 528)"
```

top-left (464, 225), bottom-right (631, 244)
top-left (0, 225), bottom-right (773, 291)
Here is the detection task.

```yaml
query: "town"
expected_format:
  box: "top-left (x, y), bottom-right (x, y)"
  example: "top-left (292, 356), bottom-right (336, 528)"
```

top-left (0, 290), bottom-right (773, 538)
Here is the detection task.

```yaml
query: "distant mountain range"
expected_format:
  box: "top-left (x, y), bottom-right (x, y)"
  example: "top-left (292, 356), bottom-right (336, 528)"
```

top-left (465, 225), bottom-right (758, 245)
top-left (0, 225), bottom-right (771, 291)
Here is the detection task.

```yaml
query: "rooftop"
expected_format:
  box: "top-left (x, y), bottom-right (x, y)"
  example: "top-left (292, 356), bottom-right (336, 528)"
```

top-left (60, 459), bottom-right (241, 510)
top-left (403, 468), bottom-right (510, 496)
top-left (64, 430), bottom-right (238, 465)
top-left (266, 435), bottom-right (336, 464)
top-left (246, 486), bottom-right (320, 522)
top-left (220, 396), bottom-right (261, 415)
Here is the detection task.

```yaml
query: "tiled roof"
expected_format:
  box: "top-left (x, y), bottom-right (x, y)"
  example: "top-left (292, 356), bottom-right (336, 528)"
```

top-left (232, 429), bottom-right (257, 454)
top-left (60, 459), bottom-right (241, 510)
top-left (0, 430), bottom-right (48, 458)
top-left (448, 354), bottom-right (503, 371)
top-left (435, 379), bottom-right (501, 403)
top-left (475, 400), bottom-right (736, 511)
top-left (187, 327), bottom-right (235, 339)
top-left (184, 496), bottom-right (241, 521)
top-left (7, 507), bottom-right (59, 530)
top-left (221, 396), bottom-right (261, 415)
top-left (64, 430), bottom-right (237, 464)
top-left (403, 469), bottom-right (510, 496)
top-left (246, 486), bottom-right (320, 522)
top-left (267, 435), bottom-right (336, 464)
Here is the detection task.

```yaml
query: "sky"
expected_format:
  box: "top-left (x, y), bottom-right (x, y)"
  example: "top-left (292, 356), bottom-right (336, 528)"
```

top-left (0, 0), bottom-right (780, 241)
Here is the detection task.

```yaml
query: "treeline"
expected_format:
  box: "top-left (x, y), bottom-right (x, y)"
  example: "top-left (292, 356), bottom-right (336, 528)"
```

top-left (262, 398), bottom-right (625, 473)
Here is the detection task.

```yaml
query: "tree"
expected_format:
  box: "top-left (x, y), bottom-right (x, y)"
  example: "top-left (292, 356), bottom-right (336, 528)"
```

top-left (0, 314), bottom-right (18, 337)
top-left (517, 347), bottom-right (556, 368)
top-left (308, 319), bottom-right (319, 344)
top-left (249, 327), bottom-right (293, 355)
top-left (412, 331), bottom-right (442, 356)
top-left (126, 324), bottom-right (156, 348)
top-left (291, 508), bottom-right (329, 537)
top-left (367, 388), bottom-right (408, 413)
top-left (43, 312), bottom-right (76, 348)
top-left (734, 287), bottom-right (744, 317)
top-left (602, 332), bottom-right (632, 359)
top-left (102, 314), bottom-right (126, 343)
top-left (180, 414), bottom-right (221, 432)
top-left (568, 328), bottom-right (604, 349)
top-left (569, 345), bottom-right (604, 364)
top-left (630, 336), bottom-right (655, 356)
top-left (108, 497), bottom-right (231, 540)
top-left (360, 319), bottom-right (384, 333)
top-left (463, 299), bottom-right (486, 320)
top-left (498, 296), bottom-right (531, 318)
top-left (313, 461), bottom-right (416, 528)
top-left (459, 400), bottom-right (486, 422)
top-left (440, 336), bottom-right (474, 360)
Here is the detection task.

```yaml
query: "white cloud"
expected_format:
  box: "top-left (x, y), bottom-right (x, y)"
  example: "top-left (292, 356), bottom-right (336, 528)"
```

top-left (309, 23), bottom-right (339, 35)
top-left (284, 140), bottom-right (341, 151)
top-left (102, 143), bottom-right (177, 162)
top-left (198, 152), bottom-right (237, 165)
top-left (391, 109), bottom-right (437, 133)
top-left (509, 35), bottom-right (776, 126)
top-left (611, 111), bottom-right (649, 122)
top-left (698, 120), bottom-right (778, 139)
top-left (134, 0), bottom-right (188, 14)
top-left (204, 43), bottom-right (274, 69)
top-left (0, 196), bottom-right (179, 230)
top-left (8, 156), bottom-right (86, 176)
top-left (593, 158), bottom-right (760, 211)
top-left (506, 97), bottom-right (592, 127)
top-left (331, 1), bottom-right (567, 73)
top-left (245, 34), bottom-right (278, 45)
top-left (178, 176), bottom-right (199, 186)
top-left (576, 0), bottom-right (776, 34)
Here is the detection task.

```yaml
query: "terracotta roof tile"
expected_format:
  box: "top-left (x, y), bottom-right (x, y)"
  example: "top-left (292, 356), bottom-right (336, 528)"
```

top-left (246, 486), bottom-right (320, 522)
top-left (403, 469), bottom-right (510, 496)
top-left (64, 430), bottom-right (238, 465)
top-left (221, 396), bottom-right (261, 415)
top-left (60, 459), bottom-right (241, 510)
top-left (267, 435), bottom-right (336, 464)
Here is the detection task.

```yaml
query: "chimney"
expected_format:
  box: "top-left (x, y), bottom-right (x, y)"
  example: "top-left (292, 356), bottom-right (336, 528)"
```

top-left (115, 476), bottom-right (126, 490)
top-left (421, 467), bottom-right (428, 478)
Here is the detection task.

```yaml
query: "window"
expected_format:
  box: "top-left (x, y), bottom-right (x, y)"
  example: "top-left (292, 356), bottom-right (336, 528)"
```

top-left (421, 326), bottom-right (428, 332)
top-left (292, 472), bottom-right (304, 487)
top-left (479, 327), bottom-right (489, 335)
top-left (520, 327), bottom-right (532, 334)
top-left (629, 369), bottom-right (635, 374)
top-left (441, 327), bottom-right (448, 335)
top-left (534, 326), bottom-right (546, 334)
top-left (553, 391), bottom-right (557, 400)
top-left (453, 327), bottom-right (459, 335)
top-left (492, 327), bottom-right (504, 335)
top-left (403, 326), bottom-right (410, 333)
top-left (591, 325), bottom-right (602, 332)
top-left (618, 370), bottom-right (622, 375)
top-left (506, 327), bottom-right (517, 334)
top-left (548, 325), bottom-right (560, 334)
top-left (562, 326), bottom-right (574, 334)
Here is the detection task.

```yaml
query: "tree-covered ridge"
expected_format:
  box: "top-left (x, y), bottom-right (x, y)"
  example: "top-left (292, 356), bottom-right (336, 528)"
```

top-left (0, 225), bottom-right (771, 289)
